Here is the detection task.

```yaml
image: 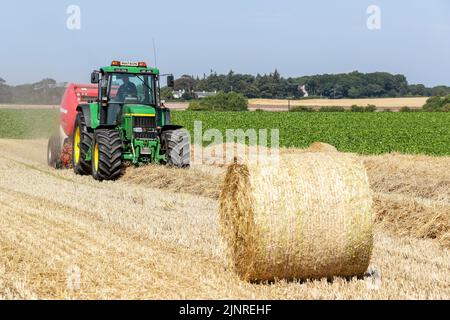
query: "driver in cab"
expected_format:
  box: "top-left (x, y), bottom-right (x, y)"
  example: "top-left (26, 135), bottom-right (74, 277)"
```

top-left (116, 75), bottom-right (137, 101)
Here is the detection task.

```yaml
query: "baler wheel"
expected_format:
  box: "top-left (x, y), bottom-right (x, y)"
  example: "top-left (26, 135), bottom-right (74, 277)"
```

top-left (91, 129), bottom-right (123, 181)
top-left (72, 112), bottom-right (93, 175)
top-left (161, 129), bottom-right (190, 168)
top-left (47, 134), bottom-right (63, 169)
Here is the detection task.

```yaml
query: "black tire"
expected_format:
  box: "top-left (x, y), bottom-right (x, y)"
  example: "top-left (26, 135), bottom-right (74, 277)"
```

top-left (161, 129), bottom-right (190, 168)
top-left (72, 112), bottom-right (93, 175)
top-left (47, 134), bottom-right (62, 169)
top-left (91, 129), bottom-right (123, 181)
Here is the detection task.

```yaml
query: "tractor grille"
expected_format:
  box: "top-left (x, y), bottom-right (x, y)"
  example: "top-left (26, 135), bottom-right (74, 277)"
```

top-left (133, 116), bottom-right (157, 140)
top-left (135, 131), bottom-right (158, 139)
top-left (134, 116), bottom-right (156, 128)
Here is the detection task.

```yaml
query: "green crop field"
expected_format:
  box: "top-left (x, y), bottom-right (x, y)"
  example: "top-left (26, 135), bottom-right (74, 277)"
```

top-left (0, 109), bottom-right (58, 139)
top-left (0, 109), bottom-right (449, 156)
top-left (174, 111), bottom-right (450, 156)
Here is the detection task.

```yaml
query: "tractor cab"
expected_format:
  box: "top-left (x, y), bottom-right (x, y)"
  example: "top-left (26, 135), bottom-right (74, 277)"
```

top-left (90, 61), bottom-right (165, 127)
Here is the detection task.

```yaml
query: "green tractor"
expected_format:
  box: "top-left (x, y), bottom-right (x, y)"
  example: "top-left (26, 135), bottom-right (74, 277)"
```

top-left (70, 61), bottom-right (190, 181)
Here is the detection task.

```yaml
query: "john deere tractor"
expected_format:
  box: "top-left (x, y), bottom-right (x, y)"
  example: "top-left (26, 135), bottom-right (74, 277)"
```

top-left (70, 61), bottom-right (190, 181)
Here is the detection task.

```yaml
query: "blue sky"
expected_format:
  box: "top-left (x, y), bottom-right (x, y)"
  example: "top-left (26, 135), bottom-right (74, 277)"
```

top-left (0, 0), bottom-right (449, 86)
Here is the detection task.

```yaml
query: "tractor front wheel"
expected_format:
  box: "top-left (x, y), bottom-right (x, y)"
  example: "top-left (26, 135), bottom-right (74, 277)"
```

top-left (91, 129), bottom-right (123, 181)
top-left (161, 129), bottom-right (190, 168)
top-left (72, 112), bottom-right (93, 175)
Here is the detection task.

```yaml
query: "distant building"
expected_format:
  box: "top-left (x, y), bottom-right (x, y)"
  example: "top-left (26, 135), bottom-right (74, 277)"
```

top-left (172, 90), bottom-right (217, 99)
top-left (299, 85), bottom-right (309, 97)
top-left (172, 89), bottom-right (185, 99)
top-left (194, 90), bottom-right (217, 99)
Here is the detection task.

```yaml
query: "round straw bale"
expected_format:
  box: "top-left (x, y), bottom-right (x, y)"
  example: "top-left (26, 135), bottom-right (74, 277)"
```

top-left (201, 143), bottom-right (275, 167)
top-left (307, 142), bottom-right (338, 153)
top-left (219, 153), bottom-right (373, 282)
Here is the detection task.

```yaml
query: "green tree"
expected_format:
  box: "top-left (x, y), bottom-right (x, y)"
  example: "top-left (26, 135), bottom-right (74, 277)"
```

top-left (0, 81), bottom-right (12, 103)
top-left (423, 95), bottom-right (450, 111)
top-left (174, 75), bottom-right (195, 92)
top-left (348, 87), bottom-right (361, 98)
top-left (160, 87), bottom-right (173, 101)
top-left (187, 92), bottom-right (248, 111)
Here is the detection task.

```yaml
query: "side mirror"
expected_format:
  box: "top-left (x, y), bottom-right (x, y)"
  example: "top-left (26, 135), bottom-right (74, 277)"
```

top-left (167, 75), bottom-right (175, 88)
top-left (91, 71), bottom-right (100, 84)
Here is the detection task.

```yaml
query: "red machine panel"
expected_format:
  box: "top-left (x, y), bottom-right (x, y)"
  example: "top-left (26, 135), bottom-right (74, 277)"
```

top-left (60, 83), bottom-right (98, 136)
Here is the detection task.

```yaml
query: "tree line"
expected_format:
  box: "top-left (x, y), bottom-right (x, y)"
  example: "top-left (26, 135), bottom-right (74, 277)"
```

top-left (170, 70), bottom-right (450, 100)
top-left (0, 78), bottom-right (66, 104)
top-left (1, 71), bottom-right (449, 105)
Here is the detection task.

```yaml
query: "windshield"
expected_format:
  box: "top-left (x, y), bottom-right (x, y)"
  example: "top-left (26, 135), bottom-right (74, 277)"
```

top-left (106, 73), bottom-right (156, 105)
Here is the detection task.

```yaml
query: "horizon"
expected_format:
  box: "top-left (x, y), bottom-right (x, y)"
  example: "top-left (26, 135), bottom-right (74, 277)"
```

top-left (0, 0), bottom-right (449, 86)
top-left (1, 69), bottom-right (447, 89)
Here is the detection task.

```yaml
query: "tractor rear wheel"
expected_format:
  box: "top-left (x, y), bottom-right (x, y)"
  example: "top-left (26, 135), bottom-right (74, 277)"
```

top-left (161, 129), bottom-right (190, 168)
top-left (47, 134), bottom-right (62, 169)
top-left (91, 129), bottom-right (123, 181)
top-left (72, 112), bottom-right (93, 175)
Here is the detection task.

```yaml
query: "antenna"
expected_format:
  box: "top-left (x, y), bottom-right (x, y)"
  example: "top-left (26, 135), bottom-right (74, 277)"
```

top-left (152, 38), bottom-right (157, 68)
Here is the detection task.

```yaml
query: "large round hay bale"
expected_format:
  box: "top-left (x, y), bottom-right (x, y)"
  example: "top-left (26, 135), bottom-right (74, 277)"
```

top-left (199, 143), bottom-right (274, 167)
top-left (219, 153), bottom-right (373, 282)
top-left (307, 142), bottom-right (338, 153)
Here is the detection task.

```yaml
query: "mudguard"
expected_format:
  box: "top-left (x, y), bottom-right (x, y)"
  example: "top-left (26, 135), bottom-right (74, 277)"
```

top-left (76, 104), bottom-right (92, 129)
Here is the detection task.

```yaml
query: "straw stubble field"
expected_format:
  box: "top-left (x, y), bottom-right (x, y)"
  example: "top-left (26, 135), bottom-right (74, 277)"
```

top-left (249, 97), bottom-right (429, 111)
top-left (0, 139), bottom-right (449, 299)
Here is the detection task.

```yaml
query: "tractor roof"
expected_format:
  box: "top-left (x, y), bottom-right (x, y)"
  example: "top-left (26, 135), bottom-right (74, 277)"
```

top-left (100, 61), bottom-right (159, 75)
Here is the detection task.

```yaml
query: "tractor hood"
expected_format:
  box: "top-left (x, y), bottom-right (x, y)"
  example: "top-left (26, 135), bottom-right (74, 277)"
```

top-left (122, 104), bottom-right (156, 116)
